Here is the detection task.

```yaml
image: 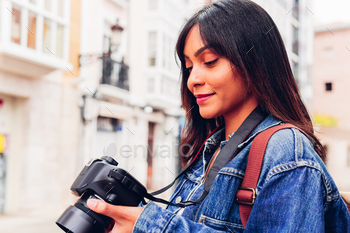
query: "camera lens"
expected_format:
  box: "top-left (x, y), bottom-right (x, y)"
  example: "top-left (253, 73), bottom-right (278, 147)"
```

top-left (56, 192), bottom-right (113, 233)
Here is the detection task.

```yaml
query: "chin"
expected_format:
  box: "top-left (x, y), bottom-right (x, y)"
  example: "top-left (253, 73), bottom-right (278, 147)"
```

top-left (199, 109), bottom-right (219, 119)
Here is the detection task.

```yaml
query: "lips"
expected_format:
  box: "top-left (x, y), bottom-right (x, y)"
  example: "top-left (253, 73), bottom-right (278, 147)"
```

top-left (195, 93), bottom-right (215, 104)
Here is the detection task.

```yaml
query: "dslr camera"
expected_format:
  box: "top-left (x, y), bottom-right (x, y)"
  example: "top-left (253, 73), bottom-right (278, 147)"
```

top-left (56, 156), bottom-right (147, 233)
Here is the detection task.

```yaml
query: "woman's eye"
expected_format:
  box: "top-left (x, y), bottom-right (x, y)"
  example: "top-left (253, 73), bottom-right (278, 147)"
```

top-left (204, 59), bottom-right (218, 66)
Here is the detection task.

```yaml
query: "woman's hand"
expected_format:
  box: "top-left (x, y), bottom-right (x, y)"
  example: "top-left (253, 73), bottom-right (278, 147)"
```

top-left (87, 199), bottom-right (144, 233)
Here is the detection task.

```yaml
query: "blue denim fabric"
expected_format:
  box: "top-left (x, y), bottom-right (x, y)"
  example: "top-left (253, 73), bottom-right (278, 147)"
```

top-left (133, 115), bottom-right (350, 232)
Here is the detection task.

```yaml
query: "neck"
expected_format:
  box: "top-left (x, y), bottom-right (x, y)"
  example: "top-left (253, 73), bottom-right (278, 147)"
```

top-left (223, 99), bottom-right (259, 141)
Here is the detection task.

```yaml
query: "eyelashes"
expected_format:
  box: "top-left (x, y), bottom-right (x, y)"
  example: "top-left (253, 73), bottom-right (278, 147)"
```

top-left (185, 58), bottom-right (219, 73)
top-left (204, 58), bottom-right (218, 66)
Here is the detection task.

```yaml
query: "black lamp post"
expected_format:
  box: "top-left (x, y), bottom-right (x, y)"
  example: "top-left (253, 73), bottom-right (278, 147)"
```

top-left (79, 21), bottom-right (129, 91)
top-left (79, 21), bottom-right (124, 66)
top-left (109, 22), bottom-right (124, 55)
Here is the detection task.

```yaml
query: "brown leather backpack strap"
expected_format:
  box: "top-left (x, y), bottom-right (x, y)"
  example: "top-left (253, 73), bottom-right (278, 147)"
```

top-left (236, 123), bottom-right (302, 228)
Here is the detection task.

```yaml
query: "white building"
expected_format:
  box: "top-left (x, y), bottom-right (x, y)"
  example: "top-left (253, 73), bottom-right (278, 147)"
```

top-left (0, 0), bottom-right (81, 231)
top-left (78, 0), bottom-right (204, 203)
top-left (1, 0), bottom-right (316, 231)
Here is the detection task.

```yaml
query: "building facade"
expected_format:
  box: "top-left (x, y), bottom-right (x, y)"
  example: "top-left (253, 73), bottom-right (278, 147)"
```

top-left (0, 0), bottom-right (320, 231)
top-left (0, 0), bottom-right (81, 231)
top-left (0, 1), bottom-right (206, 231)
top-left (78, 0), bottom-right (204, 203)
top-left (252, 0), bottom-right (314, 109)
top-left (313, 23), bottom-right (350, 191)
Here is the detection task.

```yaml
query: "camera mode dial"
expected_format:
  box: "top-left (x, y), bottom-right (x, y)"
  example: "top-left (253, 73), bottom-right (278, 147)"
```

top-left (101, 156), bottom-right (118, 166)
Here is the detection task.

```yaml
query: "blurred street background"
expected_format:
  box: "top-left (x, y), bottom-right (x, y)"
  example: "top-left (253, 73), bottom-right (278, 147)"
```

top-left (0, 0), bottom-right (349, 232)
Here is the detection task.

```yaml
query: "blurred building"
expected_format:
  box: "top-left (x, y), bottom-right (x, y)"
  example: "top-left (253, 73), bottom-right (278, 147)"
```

top-left (0, 0), bottom-right (81, 213)
top-left (127, 0), bottom-right (188, 193)
top-left (78, 0), bottom-right (204, 203)
top-left (313, 23), bottom-right (350, 191)
top-left (0, 0), bottom-right (81, 231)
top-left (252, 0), bottom-right (314, 109)
top-left (0, 0), bottom-right (321, 231)
top-left (0, 1), bottom-right (206, 231)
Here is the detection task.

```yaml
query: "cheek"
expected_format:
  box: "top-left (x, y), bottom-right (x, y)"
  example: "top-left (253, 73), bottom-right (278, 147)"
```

top-left (218, 77), bottom-right (246, 99)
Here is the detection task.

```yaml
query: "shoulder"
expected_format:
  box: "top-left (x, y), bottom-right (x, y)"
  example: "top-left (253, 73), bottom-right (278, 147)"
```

top-left (264, 126), bottom-right (316, 164)
top-left (257, 127), bottom-right (320, 182)
top-left (258, 126), bottom-right (340, 203)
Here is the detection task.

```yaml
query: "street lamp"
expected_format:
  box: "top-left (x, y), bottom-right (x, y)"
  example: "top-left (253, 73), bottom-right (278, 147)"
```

top-left (109, 22), bottom-right (124, 55)
top-left (78, 20), bottom-right (129, 124)
top-left (79, 20), bottom-right (124, 66)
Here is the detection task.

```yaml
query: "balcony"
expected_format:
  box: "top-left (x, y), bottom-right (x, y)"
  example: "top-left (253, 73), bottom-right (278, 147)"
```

top-left (0, 43), bottom-right (72, 78)
top-left (0, 0), bottom-right (72, 78)
top-left (100, 55), bottom-right (129, 91)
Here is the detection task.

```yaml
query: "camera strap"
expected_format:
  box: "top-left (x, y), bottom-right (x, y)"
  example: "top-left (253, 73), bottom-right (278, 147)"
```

top-left (141, 106), bottom-right (267, 208)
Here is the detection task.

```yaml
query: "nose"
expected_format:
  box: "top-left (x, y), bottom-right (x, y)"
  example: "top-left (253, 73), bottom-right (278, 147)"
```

top-left (187, 67), bottom-right (205, 93)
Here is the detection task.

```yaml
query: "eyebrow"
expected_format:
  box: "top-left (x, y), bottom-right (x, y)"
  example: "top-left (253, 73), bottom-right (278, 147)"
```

top-left (184, 44), bottom-right (212, 59)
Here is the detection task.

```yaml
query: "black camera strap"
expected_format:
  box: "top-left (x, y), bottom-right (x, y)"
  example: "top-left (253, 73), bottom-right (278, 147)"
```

top-left (141, 106), bottom-right (267, 208)
top-left (108, 106), bottom-right (267, 208)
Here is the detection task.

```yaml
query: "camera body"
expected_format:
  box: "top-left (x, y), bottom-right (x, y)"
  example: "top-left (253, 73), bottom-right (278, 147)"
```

top-left (56, 156), bottom-right (147, 233)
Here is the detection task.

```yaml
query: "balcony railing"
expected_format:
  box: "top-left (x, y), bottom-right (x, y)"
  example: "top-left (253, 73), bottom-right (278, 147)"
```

top-left (101, 55), bottom-right (129, 91)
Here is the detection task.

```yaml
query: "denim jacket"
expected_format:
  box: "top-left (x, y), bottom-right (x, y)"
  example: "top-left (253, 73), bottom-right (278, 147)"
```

top-left (133, 115), bottom-right (350, 232)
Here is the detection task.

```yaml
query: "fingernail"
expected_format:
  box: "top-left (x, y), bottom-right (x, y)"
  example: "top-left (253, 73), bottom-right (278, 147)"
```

top-left (87, 199), bottom-right (98, 209)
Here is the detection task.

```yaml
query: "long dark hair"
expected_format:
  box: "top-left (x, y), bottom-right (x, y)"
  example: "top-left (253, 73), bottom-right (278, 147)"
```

top-left (176, 0), bottom-right (326, 166)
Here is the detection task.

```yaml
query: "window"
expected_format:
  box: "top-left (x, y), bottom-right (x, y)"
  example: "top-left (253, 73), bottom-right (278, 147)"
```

top-left (27, 12), bottom-right (37, 49)
top-left (11, 5), bottom-right (21, 44)
top-left (148, 31), bottom-right (157, 67)
top-left (97, 116), bottom-right (118, 132)
top-left (8, 0), bottom-right (69, 59)
top-left (56, 24), bottom-right (64, 58)
top-left (292, 25), bottom-right (299, 55)
top-left (325, 82), bottom-right (332, 91)
top-left (43, 18), bottom-right (51, 54)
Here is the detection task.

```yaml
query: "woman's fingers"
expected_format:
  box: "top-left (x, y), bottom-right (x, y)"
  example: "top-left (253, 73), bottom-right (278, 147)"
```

top-left (87, 199), bottom-right (114, 216)
top-left (87, 199), bottom-right (143, 233)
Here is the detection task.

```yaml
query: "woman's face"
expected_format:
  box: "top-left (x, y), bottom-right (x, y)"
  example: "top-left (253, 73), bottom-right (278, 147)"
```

top-left (184, 24), bottom-right (254, 120)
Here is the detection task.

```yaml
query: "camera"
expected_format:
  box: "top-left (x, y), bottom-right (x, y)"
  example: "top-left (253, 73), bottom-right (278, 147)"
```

top-left (56, 156), bottom-right (147, 233)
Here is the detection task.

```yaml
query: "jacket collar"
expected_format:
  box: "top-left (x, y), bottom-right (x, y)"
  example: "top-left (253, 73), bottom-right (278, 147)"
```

top-left (204, 114), bottom-right (282, 150)
top-left (237, 114), bottom-right (282, 148)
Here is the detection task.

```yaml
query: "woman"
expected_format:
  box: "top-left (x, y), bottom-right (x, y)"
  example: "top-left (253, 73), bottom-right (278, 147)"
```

top-left (87, 0), bottom-right (350, 232)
